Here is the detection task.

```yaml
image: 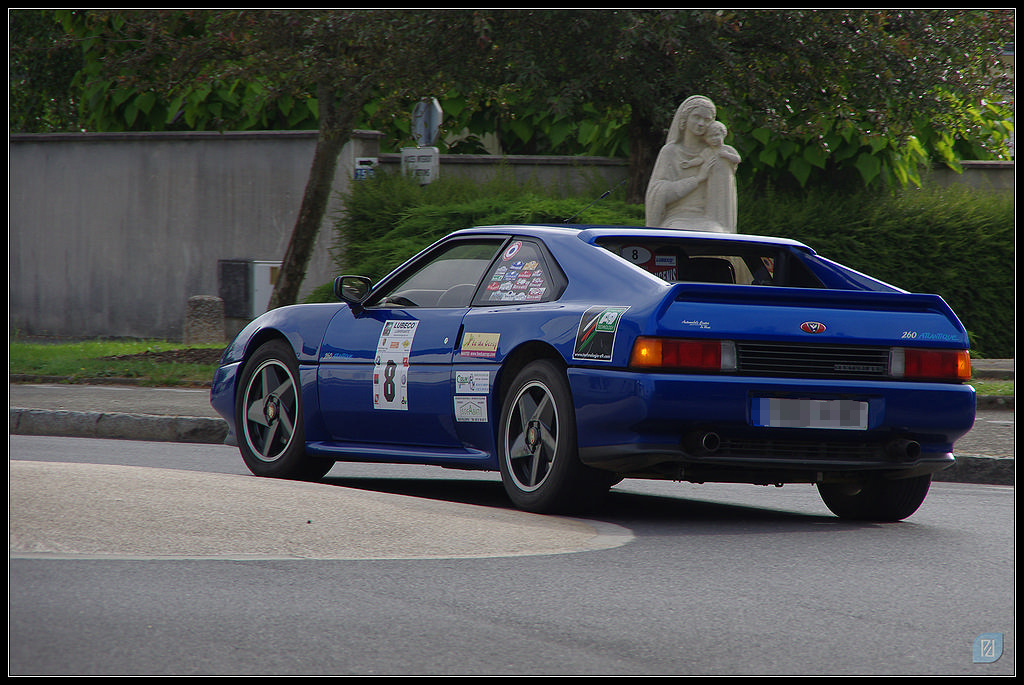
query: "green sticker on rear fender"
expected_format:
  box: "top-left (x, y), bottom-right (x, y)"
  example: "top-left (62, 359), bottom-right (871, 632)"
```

top-left (573, 306), bottom-right (629, 362)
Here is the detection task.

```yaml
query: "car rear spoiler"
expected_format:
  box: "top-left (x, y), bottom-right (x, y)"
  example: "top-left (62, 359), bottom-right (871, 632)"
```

top-left (665, 282), bottom-right (958, 316)
top-left (656, 283), bottom-right (970, 348)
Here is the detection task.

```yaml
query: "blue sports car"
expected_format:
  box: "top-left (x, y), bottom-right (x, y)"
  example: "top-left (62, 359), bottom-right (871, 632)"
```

top-left (211, 225), bottom-right (976, 520)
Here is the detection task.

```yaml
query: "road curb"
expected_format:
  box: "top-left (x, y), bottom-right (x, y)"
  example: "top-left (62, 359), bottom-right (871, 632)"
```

top-left (10, 408), bottom-right (228, 445)
top-left (976, 395), bottom-right (1014, 410)
top-left (932, 455), bottom-right (1014, 486)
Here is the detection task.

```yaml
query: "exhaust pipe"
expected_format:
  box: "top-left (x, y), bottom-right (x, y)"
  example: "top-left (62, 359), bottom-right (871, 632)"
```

top-left (886, 439), bottom-right (921, 461)
top-left (685, 431), bottom-right (721, 455)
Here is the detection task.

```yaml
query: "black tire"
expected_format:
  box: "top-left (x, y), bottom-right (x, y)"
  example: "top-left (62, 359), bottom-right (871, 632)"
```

top-left (236, 339), bottom-right (332, 481)
top-left (817, 474), bottom-right (932, 522)
top-left (497, 360), bottom-right (614, 513)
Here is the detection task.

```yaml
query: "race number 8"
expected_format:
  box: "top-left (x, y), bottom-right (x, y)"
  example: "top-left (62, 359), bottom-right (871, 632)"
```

top-left (383, 359), bottom-right (398, 402)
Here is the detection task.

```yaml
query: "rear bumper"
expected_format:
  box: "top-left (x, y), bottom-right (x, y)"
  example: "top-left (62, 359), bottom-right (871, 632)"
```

top-left (568, 368), bottom-right (976, 480)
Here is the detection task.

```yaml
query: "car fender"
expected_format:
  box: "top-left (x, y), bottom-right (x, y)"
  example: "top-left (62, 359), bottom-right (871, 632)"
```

top-left (221, 303), bottom-right (347, 366)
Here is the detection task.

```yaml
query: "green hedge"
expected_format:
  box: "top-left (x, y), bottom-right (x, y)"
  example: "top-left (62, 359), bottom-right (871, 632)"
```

top-left (321, 172), bottom-right (1013, 358)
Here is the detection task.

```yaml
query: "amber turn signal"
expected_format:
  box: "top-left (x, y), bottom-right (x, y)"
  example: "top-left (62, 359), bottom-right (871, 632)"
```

top-left (630, 338), bottom-right (736, 371)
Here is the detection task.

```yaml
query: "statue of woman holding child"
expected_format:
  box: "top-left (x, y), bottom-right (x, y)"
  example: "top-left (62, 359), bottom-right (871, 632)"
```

top-left (645, 95), bottom-right (740, 232)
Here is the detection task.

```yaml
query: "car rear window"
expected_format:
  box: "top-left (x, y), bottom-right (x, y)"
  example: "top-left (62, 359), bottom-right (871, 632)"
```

top-left (595, 237), bottom-right (822, 288)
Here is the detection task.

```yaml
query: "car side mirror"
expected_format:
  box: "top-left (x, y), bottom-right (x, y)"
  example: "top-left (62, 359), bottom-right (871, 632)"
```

top-left (334, 275), bottom-right (372, 305)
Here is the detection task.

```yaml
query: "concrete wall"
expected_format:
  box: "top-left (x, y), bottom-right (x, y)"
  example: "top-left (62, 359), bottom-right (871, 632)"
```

top-left (922, 160), bottom-right (1016, 192)
top-left (11, 131), bottom-right (340, 340)
top-left (9, 130), bottom-right (627, 340)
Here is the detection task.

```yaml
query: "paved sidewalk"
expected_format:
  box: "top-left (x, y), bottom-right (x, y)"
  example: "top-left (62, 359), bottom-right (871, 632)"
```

top-left (9, 367), bottom-right (1014, 485)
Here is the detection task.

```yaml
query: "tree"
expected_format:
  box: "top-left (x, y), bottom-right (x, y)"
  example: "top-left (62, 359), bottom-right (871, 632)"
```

top-left (9, 10), bottom-right (83, 132)
top-left (55, 9), bottom-right (480, 308)
top-left (467, 9), bottom-right (1014, 197)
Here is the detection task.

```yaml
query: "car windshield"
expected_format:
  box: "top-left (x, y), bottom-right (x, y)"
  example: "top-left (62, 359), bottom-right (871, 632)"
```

top-left (595, 237), bottom-right (822, 288)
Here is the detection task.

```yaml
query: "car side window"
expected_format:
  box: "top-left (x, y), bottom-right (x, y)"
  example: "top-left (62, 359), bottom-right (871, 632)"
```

top-left (367, 239), bottom-right (504, 308)
top-left (475, 239), bottom-right (564, 305)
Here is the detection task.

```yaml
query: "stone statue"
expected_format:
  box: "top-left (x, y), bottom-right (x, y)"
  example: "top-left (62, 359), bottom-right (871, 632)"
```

top-left (645, 96), bottom-right (740, 232)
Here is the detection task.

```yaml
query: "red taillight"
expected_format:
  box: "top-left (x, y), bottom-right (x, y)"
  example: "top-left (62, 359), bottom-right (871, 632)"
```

top-left (630, 338), bottom-right (736, 371)
top-left (894, 348), bottom-right (971, 381)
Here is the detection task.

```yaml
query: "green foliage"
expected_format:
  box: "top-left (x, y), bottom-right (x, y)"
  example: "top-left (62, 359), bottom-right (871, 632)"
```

top-left (56, 10), bottom-right (320, 133)
top-left (740, 185), bottom-right (1015, 357)
top-left (413, 90), bottom-right (632, 158)
top-left (912, 92), bottom-right (1016, 168)
top-left (9, 10), bottom-right (83, 132)
top-left (718, 95), bottom-right (1014, 193)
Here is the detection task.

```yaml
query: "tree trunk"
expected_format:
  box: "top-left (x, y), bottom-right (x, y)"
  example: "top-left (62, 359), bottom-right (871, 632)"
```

top-left (626, 110), bottom-right (661, 209)
top-left (266, 85), bottom-right (349, 311)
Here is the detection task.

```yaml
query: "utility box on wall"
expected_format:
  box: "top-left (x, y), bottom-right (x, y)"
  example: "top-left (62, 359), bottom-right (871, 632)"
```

top-left (218, 259), bottom-right (281, 334)
top-left (252, 261), bottom-right (280, 315)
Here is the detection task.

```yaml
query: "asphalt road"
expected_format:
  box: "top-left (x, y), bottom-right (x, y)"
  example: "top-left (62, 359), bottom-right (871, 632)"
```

top-left (8, 435), bottom-right (1015, 676)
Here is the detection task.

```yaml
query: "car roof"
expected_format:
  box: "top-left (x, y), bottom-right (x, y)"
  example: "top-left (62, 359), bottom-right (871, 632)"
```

top-left (453, 224), bottom-right (816, 253)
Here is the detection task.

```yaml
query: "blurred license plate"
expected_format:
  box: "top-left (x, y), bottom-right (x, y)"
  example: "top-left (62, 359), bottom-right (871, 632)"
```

top-left (753, 398), bottom-right (868, 430)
